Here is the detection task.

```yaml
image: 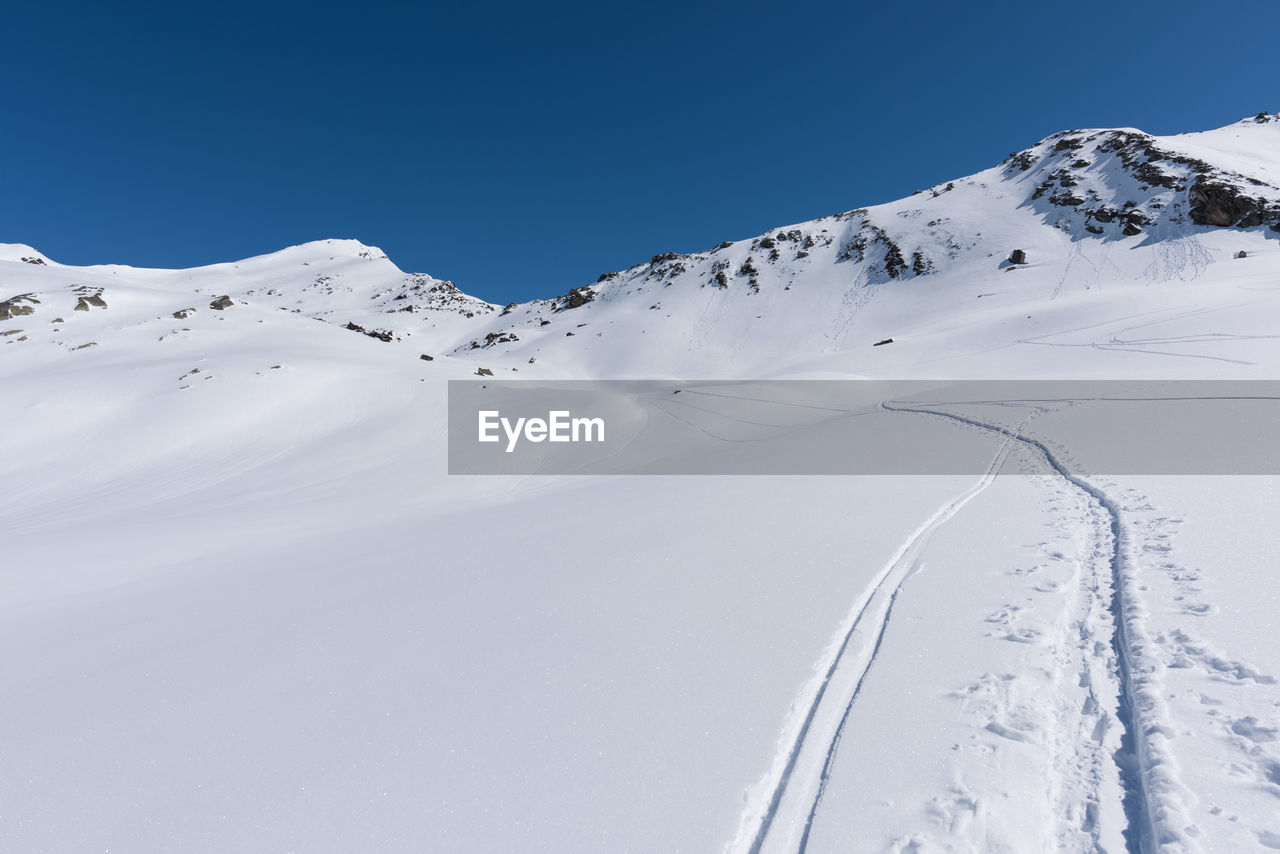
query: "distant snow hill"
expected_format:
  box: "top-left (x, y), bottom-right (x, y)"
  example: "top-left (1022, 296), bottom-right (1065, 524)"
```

top-left (3, 114), bottom-right (1280, 854)
top-left (3, 112), bottom-right (1279, 378)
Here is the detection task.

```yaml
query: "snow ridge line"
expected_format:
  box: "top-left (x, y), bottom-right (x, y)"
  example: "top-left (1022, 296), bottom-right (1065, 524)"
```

top-left (883, 402), bottom-right (1197, 854)
top-left (738, 439), bottom-right (1014, 854)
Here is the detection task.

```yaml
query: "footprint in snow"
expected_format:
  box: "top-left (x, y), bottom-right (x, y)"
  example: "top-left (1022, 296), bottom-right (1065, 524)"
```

top-left (984, 606), bottom-right (1021, 625)
top-left (926, 789), bottom-right (980, 834)
top-left (1230, 716), bottom-right (1279, 743)
top-left (985, 719), bottom-right (1038, 743)
top-left (1005, 627), bottom-right (1043, 644)
top-left (1259, 829), bottom-right (1280, 850)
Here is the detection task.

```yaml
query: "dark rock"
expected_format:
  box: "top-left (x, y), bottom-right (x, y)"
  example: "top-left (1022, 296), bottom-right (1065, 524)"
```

top-left (1189, 178), bottom-right (1268, 228)
top-left (209, 295), bottom-right (234, 310)
top-left (1009, 250), bottom-right (1027, 265)
top-left (560, 287), bottom-right (596, 310)
top-left (172, 308), bottom-right (196, 319)
top-left (471, 331), bottom-right (519, 348)
top-left (420, 354), bottom-right (434, 360)
top-left (1237, 250), bottom-right (1248, 259)
top-left (873, 338), bottom-right (894, 347)
top-left (1005, 150), bottom-right (1037, 172)
top-left (0, 293), bottom-right (40, 320)
top-left (475, 368), bottom-right (493, 377)
top-left (343, 321), bottom-right (394, 342)
top-left (881, 238), bottom-right (906, 279)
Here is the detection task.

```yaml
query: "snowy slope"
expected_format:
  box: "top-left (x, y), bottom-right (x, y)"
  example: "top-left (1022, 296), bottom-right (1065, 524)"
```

top-left (3, 114), bottom-right (1280, 854)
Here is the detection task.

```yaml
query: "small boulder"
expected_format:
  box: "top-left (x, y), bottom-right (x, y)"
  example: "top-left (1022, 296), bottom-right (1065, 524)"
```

top-left (419, 354), bottom-right (434, 361)
top-left (475, 367), bottom-right (494, 377)
top-left (209, 295), bottom-right (234, 310)
top-left (1009, 249), bottom-right (1027, 265)
top-left (873, 338), bottom-right (894, 347)
top-left (1237, 250), bottom-right (1248, 259)
top-left (173, 308), bottom-right (196, 319)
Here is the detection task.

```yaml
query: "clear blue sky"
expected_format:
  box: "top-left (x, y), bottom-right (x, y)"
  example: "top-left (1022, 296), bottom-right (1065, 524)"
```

top-left (3, 1), bottom-right (1276, 304)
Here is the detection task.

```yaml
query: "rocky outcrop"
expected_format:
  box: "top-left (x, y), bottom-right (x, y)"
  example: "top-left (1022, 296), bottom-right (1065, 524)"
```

top-left (468, 331), bottom-right (519, 349)
top-left (209, 295), bottom-right (234, 310)
top-left (0, 294), bottom-right (39, 320)
top-left (343, 321), bottom-right (394, 342)
top-left (71, 285), bottom-right (107, 312)
top-left (554, 287), bottom-right (596, 311)
top-left (1188, 178), bottom-right (1276, 228)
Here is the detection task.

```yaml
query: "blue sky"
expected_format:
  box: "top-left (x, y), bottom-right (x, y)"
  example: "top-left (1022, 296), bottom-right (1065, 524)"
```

top-left (4, 1), bottom-right (1276, 304)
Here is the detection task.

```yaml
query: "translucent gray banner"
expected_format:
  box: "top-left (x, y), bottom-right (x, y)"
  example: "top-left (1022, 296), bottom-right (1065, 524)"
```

top-left (447, 380), bottom-right (1280, 475)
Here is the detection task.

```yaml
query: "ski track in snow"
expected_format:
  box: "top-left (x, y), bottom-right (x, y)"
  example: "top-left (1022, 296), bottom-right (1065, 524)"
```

top-left (741, 438), bottom-right (1017, 854)
top-left (881, 402), bottom-right (1199, 854)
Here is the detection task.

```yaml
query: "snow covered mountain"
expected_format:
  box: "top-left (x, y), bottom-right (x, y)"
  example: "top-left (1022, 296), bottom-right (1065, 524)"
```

top-left (3, 115), bottom-right (1280, 854)
top-left (7, 113), bottom-right (1278, 378)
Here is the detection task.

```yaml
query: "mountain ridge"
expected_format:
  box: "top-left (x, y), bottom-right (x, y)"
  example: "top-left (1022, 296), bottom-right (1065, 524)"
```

top-left (4, 113), bottom-right (1279, 377)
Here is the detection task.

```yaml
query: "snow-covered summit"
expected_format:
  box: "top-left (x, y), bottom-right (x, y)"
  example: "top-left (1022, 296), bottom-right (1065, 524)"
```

top-left (4, 113), bottom-right (1280, 379)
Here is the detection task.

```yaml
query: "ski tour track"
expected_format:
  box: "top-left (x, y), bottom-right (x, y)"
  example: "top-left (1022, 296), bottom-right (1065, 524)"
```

top-left (741, 400), bottom-right (1184, 854)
